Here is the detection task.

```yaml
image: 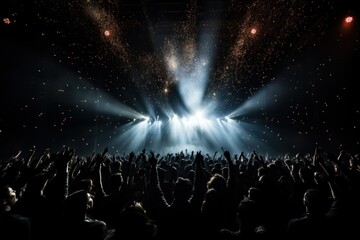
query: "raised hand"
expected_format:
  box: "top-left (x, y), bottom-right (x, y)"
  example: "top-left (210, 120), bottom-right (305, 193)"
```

top-left (223, 150), bottom-right (231, 161)
top-left (54, 147), bottom-right (75, 169)
top-left (195, 151), bottom-right (204, 163)
top-left (148, 151), bottom-right (157, 167)
top-left (102, 147), bottom-right (109, 156)
top-left (129, 151), bottom-right (135, 162)
top-left (212, 151), bottom-right (218, 160)
top-left (94, 152), bottom-right (105, 166)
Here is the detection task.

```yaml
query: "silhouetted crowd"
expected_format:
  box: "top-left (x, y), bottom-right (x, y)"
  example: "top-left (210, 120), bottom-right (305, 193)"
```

top-left (1, 146), bottom-right (359, 240)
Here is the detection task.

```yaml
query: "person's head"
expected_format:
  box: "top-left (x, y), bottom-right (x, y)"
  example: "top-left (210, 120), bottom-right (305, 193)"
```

top-left (211, 163), bottom-right (222, 175)
top-left (173, 177), bottom-right (192, 202)
top-left (64, 190), bottom-right (94, 220)
top-left (115, 202), bottom-right (157, 239)
top-left (120, 202), bottom-right (149, 226)
top-left (247, 187), bottom-right (262, 202)
top-left (110, 160), bottom-right (122, 174)
top-left (0, 185), bottom-right (17, 212)
top-left (257, 167), bottom-right (268, 178)
top-left (303, 188), bottom-right (327, 215)
top-left (201, 188), bottom-right (221, 215)
top-left (109, 173), bottom-right (123, 192)
top-left (73, 178), bottom-right (94, 193)
top-left (207, 173), bottom-right (226, 193)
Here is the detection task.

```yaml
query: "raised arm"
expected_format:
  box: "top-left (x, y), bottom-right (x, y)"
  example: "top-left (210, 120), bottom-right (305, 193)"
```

top-left (190, 151), bottom-right (207, 210)
top-left (148, 151), bottom-right (169, 210)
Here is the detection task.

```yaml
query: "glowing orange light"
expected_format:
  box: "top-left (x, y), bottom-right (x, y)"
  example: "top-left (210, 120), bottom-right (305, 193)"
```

top-left (345, 16), bottom-right (353, 23)
top-left (104, 30), bottom-right (110, 36)
top-left (3, 18), bottom-right (11, 24)
top-left (251, 28), bottom-right (257, 35)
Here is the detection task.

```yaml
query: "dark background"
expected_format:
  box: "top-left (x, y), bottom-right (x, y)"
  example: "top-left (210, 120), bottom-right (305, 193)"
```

top-left (0, 0), bottom-right (358, 157)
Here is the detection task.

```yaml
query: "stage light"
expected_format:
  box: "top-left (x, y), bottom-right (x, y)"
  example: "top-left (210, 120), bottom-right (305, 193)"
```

top-left (345, 16), bottom-right (353, 23)
top-left (104, 30), bottom-right (110, 37)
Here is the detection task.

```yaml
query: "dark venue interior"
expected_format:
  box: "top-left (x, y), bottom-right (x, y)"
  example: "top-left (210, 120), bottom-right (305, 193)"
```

top-left (0, 1), bottom-right (359, 240)
top-left (0, 0), bottom-right (358, 157)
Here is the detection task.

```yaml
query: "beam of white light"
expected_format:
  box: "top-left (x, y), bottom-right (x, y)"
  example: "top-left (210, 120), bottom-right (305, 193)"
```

top-left (32, 57), bottom-right (143, 120)
top-left (53, 72), bottom-right (144, 120)
top-left (92, 93), bottom-right (144, 120)
top-left (164, 34), bottom-right (216, 112)
top-left (177, 67), bottom-right (209, 111)
top-left (95, 92), bottom-right (286, 155)
top-left (227, 80), bottom-right (288, 119)
top-left (49, 59), bottom-right (279, 156)
top-left (113, 120), bottom-right (150, 151)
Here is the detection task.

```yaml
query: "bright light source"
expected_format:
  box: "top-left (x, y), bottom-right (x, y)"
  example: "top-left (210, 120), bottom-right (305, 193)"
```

top-left (166, 55), bottom-right (178, 71)
top-left (345, 16), bottom-right (353, 23)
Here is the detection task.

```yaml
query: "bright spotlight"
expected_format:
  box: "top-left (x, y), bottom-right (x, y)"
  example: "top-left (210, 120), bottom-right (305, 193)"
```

top-left (194, 110), bottom-right (204, 119)
top-left (104, 30), bottom-right (111, 37)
